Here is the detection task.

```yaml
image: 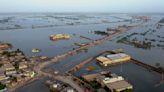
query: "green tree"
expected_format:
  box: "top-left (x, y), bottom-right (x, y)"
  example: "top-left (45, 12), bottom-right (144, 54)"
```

top-left (0, 82), bottom-right (6, 90)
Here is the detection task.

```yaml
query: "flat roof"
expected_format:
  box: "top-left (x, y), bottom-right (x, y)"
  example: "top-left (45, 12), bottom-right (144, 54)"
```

top-left (106, 80), bottom-right (132, 91)
top-left (106, 53), bottom-right (130, 60)
top-left (96, 56), bottom-right (112, 63)
top-left (82, 73), bottom-right (100, 81)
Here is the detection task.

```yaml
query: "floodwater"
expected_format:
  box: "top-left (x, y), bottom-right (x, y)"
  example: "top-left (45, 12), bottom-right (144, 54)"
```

top-left (0, 13), bottom-right (164, 92)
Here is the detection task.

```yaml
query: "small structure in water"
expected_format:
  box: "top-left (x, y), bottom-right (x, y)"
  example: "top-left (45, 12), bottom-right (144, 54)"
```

top-left (86, 66), bottom-right (96, 71)
top-left (50, 34), bottom-right (70, 41)
top-left (32, 48), bottom-right (41, 53)
top-left (74, 43), bottom-right (86, 47)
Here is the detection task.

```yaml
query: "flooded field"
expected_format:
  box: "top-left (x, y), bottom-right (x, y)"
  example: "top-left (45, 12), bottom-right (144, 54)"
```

top-left (0, 13), bottom-right (164, 92)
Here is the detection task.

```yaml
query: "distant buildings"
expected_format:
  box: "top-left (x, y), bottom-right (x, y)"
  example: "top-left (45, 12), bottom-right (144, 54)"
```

top-left (19, 62), bottom-right (28, 69)
top-left (3, 63), bottom-right (15, 71)
top-left (5, 70), bottom-right (17, 75)
top-left (0, 71), bottom-right (9, 81)
top-left (0, 43), bottom-right (12, 50)
top-left (132, 16), bottom-right (150, 22)
top-left (23, 70), bottom-right (35, 77)
top-left (0, 49), bottom-right (35, 90)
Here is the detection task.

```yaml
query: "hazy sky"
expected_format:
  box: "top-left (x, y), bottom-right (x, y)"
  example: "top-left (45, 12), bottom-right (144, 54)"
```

top-left (0, 0), bottom-right (164, 13)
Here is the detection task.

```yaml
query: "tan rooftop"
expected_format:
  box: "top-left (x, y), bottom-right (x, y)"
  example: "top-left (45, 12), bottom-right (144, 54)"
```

top-left (3, 64), bottom-right (15, 71)
top-left (96, 56), bottom-right (112, 63)
top-left (50, 34), bottom-right (70, 40)
top-left (0, 73), bottom-right (8, 81)
top-left (19, 62), bottom-right (28, 69)
top-left (96, 53), bottom-right (131, 66)
top-left (82, 73), bottom-right (100, 81)
top-left (106, 80), bottom-right (133, 92)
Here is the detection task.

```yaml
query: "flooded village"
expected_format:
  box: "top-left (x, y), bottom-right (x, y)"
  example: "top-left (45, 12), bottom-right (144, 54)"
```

top-left (0, 13), bottom-right (164, 92)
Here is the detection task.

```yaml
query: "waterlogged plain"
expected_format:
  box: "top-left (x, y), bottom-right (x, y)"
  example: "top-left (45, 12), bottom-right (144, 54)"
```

top-left (0, 13), bottom-right (164, 92)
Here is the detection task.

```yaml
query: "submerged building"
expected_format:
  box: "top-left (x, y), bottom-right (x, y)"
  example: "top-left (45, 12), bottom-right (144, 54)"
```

top-left (96, 53), bottom-right (131, 66)
top-left (82, 72), bottom-right (133, 92)
top-left (50, 34), bottom-right (70, 41)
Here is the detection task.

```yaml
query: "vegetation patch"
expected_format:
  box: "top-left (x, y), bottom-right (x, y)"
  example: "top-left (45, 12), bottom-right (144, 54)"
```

top-left (94, 30), bottom-right (109, 36)
top-left (0, 83), bottom-right (6, 90)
